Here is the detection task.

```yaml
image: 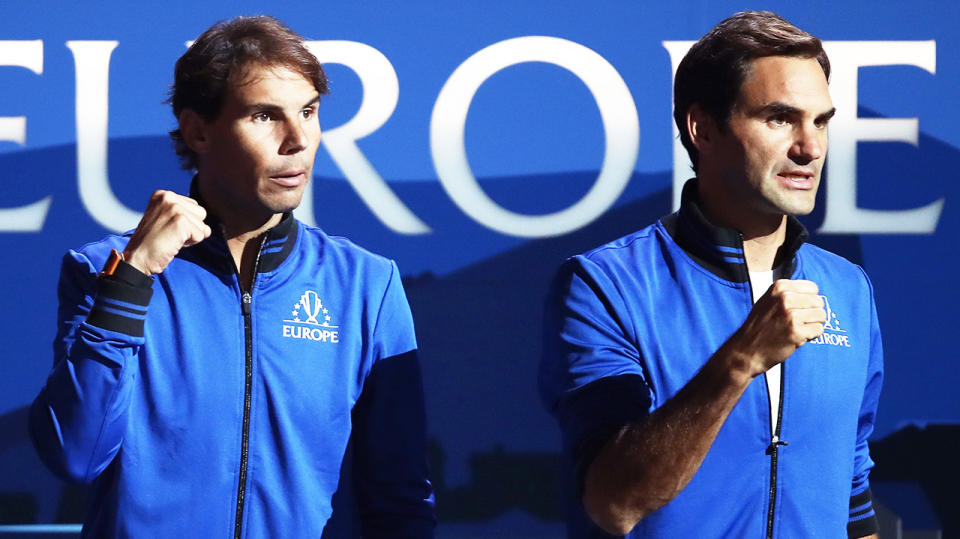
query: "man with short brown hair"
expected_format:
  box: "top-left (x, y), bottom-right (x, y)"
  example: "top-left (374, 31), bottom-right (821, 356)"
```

top-left (541, 11), bottom-right (882, 538)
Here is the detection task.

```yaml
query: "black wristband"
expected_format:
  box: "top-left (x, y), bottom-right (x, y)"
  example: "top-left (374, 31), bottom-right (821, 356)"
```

top-left (88, 261), bottom-right (154, 337)
top-left (109, 260), bottom-right (153, 288)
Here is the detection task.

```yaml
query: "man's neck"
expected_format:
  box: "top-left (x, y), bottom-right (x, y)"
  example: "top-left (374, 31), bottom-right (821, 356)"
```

top-left (221, 213), bottom-right (283, 291)
top-left (740, 221), bottom-right (787, 271)
top-left (696, 179), bottom-right (788, 272)
top-left (197, 176), bottom-right (283, 288)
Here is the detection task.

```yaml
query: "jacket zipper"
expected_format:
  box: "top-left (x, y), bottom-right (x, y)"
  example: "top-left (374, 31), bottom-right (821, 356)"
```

top-left (741, 233), bottom-right (786, 539)
top-left (233, 236), bottom-right (266, 539)
top-left (766, 367), bottom-right (786, 539)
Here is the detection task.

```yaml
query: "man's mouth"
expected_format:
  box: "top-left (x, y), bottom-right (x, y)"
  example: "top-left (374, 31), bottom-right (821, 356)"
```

top-left (269, 169), bottom-right (307, 187)
top-left (777, 170), bottom-right (815, 189)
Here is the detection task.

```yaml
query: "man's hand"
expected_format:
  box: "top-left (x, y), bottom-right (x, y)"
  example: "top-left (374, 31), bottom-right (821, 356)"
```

top-left (122, 190), bottom-right (212, 276)
top-left (726, 279), bottom-right (825, 377)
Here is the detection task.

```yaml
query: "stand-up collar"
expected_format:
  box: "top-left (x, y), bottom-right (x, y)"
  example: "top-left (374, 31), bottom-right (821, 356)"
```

top-left (184, 176), bottom-right (299, 275)
top-left (661, 179), bottom-right (808, 283)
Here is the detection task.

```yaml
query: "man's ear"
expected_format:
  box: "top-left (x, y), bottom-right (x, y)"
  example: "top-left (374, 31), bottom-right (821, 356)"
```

top-left (686, 103), bottom-right (715, 152)
top-left (178, 109), bottom-right (210, 154)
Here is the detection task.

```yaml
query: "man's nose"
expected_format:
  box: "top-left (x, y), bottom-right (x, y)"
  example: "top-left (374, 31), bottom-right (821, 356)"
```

top-left (280, 120), bottom-right (308, 154)
top-left (790, 123), bottom-right (825, 164)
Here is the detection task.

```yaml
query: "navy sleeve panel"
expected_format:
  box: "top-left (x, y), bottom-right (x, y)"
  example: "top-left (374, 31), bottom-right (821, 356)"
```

top-left (29, 250), bottom-right (143, 483)
top-left (351, 349), bottom-right (436, 538)
top-left (541, 256), bottom-right (653, 504)
top-left (558, 374), bottom-right (651, 495)
top-left (847, 488), bottom-right (879, 537)
top-left (539, 257), bottom-right (648, 413)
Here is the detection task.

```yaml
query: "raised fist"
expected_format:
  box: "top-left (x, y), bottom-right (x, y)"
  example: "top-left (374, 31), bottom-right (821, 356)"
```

top-left (122, 190), bottom-right (212, 276)
top-left (729, 279), bottom-right (826, 376)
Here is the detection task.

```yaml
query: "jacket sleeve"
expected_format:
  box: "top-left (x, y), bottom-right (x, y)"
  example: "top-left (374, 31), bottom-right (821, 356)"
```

top-left (29, 249), bottom-right (153, 483)
top-left (847, 269), bottom-right (884, 538)
top-left (539, 256), bottom-right (652, 493)
top-left (351, 261), bottom-right (436, 538)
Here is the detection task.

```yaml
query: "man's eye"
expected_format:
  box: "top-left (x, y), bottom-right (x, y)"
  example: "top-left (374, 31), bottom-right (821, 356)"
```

top-left (253, 112), bottom-right (271, 122)
top-left (769, 115), bottom-right (788, 127)
top-left (301, 108), bottom-right (314, 120)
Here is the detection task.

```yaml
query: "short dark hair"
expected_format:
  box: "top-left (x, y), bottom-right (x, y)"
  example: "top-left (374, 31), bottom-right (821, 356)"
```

top-left (168, 15), bottom-right (329, 170)
top-left (673, 11), bottom-right (830, 172)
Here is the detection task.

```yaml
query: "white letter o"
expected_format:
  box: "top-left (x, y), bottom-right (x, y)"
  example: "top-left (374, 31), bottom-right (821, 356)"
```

top-left (430, 36), bottom-right (639, 237)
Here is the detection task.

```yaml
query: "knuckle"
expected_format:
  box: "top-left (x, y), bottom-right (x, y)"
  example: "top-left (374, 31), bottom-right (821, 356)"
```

top-left (789, 316), bottom-right (801, 331)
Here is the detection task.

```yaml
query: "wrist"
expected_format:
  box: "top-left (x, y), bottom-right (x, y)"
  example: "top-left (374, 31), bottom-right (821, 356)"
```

top-left (100, 249), bottom-right (153, 288)
top-left (122, 248), bottom-right (152, 277)
top-left (708, 341), bottom-right (758, 387)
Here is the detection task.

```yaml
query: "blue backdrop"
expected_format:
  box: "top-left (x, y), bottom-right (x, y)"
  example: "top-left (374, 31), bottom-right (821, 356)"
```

top-left (1, 1), bottom-right (957, 536)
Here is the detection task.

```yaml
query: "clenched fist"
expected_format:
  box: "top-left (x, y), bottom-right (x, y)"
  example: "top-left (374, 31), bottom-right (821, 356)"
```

top-left (727, 279), bottom-right (825, 377)
top-left (123, 190), bottom-right (212, 276)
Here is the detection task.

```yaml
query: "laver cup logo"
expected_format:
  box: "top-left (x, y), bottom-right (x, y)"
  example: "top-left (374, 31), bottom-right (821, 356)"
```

top-left (811, 295), bottom-right (851, 348)
top-left (282, 290), bottom-right (340, 343)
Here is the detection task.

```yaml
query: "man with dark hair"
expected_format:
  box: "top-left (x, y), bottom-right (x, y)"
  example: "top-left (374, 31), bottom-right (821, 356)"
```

top-left (541, 11), bottom-right (881, 538)
top-left (30, 15), bottom-right (435, 538)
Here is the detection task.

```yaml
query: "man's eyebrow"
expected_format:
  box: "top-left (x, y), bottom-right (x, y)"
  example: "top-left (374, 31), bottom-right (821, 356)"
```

top-left (816, 107), bottom-right (837, 122)
top-left (242, 103), bottom-right (283, 115)
top-left (753, 102), bottom-right (836, 122)
top-left (241, 95), bottom-right (320, 115)
top-left (756, 102), bottom-right (803, 117)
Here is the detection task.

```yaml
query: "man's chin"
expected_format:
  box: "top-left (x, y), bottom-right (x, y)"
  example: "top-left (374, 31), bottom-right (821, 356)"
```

top-left (770, 189), bottom-right (818, 217)
top-left (262, 189), bottom-right (306, 215)
top-left (266, 200), bottom-right (302, 215)
top-left (782, 200), bottom-right (817, 217)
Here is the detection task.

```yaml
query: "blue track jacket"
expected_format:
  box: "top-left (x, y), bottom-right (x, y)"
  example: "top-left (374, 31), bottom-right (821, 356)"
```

top-left (540, 180), bottom-right (883, 538)
top-left (30, 206), bottom-right (435, 538)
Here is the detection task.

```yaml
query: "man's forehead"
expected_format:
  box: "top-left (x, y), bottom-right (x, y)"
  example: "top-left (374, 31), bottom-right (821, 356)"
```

top-left (232, 61), bottom-right (307, 83)
top-left (225, 63), bottom-right (318, 104)
top-left (737, 55), bottom-right (832, 110)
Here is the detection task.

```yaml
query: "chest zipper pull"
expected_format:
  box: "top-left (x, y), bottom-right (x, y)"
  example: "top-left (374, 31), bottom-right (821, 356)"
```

top-left (241, 292), bottom-right (252, 315)
top-left (766, 435), bottom-right (789, 454)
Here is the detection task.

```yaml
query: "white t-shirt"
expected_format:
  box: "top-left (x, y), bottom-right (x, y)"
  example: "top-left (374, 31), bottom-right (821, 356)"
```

top-left (748, 269), bottom-right (780, 436)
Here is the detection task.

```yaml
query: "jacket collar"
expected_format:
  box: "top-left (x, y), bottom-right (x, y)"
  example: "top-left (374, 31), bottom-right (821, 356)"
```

top-left (185, 176), bottom-right (299, 276)
top-left (660, 178), bottom-right (808, 283)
